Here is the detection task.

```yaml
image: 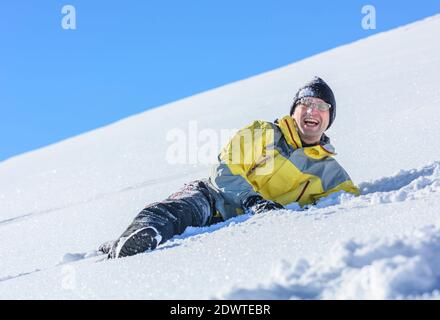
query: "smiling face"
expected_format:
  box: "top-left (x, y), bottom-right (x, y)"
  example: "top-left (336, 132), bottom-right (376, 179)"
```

top-left (292, 97), bottom-right (330, 145)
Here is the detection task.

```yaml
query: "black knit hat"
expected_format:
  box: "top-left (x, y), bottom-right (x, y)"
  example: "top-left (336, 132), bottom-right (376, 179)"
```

top-left (289, 77), bottom-right (336, 129)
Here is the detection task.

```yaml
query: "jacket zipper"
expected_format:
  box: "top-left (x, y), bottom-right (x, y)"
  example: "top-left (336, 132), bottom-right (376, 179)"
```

top-left (295, 180), bottom-right (310, 203)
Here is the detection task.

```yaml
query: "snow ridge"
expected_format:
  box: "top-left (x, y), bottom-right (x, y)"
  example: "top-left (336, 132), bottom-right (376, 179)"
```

top-left (222, 225), bottom-right (440, 299)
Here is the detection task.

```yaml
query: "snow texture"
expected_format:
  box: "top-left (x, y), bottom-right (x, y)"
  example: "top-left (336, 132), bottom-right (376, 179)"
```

top-left (223, 224), bottom-right (440, 300)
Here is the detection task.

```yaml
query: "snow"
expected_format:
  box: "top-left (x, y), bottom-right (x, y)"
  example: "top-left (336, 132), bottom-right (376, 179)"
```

top-left (223, 225), bottom-right (440, 300)
top-left (1, 15), bottom-right (440, 299)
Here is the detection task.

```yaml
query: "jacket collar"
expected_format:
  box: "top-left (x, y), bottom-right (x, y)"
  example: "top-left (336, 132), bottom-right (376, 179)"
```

top-left (277, 116), bottom-right (303, 149)
top-left (277, 115), bottom-right (336, 159)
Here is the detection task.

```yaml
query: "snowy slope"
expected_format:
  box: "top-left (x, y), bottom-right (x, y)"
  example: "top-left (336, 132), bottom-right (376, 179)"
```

top-left (1, 14), bottom-right (440, 299)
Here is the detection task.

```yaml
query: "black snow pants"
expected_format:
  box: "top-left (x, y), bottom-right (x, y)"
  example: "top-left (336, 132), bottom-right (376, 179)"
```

top-left (117, 179), bottom-right (221, 245)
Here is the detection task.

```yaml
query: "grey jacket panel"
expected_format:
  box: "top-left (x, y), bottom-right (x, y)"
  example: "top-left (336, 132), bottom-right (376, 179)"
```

top-left (286, 148), bottom-right (352, 191)
top-left (208, 162), bottom-right (259, 220)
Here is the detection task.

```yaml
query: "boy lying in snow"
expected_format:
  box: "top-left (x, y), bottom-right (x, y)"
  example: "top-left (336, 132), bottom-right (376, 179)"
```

top-left (101, 77), bottom-right (359, 258)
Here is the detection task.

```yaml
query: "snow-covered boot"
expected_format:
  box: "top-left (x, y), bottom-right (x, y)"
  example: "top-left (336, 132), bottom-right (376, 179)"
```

top-left (108, 227), bottom-right (162, 259)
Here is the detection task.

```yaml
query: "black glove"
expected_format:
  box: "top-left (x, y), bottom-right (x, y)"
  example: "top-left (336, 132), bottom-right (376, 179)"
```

top-left (242, 195), bottom-right (284, 215)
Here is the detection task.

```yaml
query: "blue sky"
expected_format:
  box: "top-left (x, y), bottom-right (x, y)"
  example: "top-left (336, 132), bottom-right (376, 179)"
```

top-left (1, 1), bottom-right (439, 162)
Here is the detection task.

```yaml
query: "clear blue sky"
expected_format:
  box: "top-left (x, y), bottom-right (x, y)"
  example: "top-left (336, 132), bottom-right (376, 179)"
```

top-left (1, 1), bottom-right (439, 162)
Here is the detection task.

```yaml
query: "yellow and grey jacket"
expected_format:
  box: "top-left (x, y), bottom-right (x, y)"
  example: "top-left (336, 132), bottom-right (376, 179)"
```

top-left (208, 115), bottom-right (360, 220)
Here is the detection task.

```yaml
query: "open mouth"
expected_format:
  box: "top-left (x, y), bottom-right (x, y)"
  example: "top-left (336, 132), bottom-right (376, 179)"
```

top-left (303, 117), bottom-right (320, 127)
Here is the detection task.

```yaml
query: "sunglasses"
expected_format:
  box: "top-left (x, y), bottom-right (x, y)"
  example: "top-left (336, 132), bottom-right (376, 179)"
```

top-left (297, 98), bottom-right (332, 112)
